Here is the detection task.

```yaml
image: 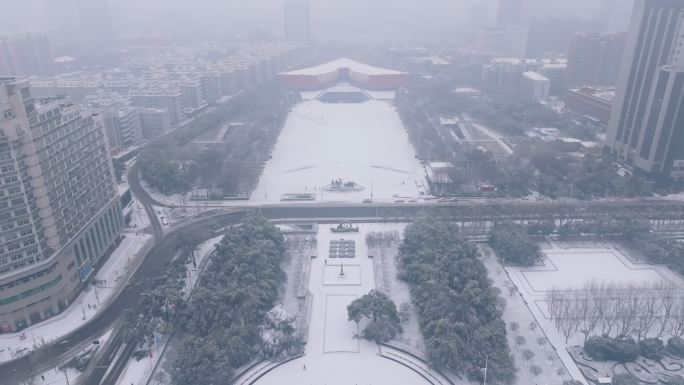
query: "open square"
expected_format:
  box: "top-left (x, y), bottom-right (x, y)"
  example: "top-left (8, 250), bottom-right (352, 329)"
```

top-left (323, 264), bottom-right (362, 286)
top-left (323, 295), bottom-right (360, 353)
top-left (251, 97), bottom-right (426, 202)
top-left (520, 250), bottom-right (673, 292)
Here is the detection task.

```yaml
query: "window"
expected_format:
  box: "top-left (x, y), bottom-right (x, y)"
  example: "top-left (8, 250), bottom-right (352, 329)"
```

top-left (20, 230), bottom-right (32, 237)
top-left (8, 188), bottom-right (20, 194)
top-left (4, 176), bottom-right (17, 184)
top-left (0, 166), bottom-right (14, 173)
top-left (7, 244), bottom-right (20, 251)
top-left (23, 240), bottom-right (35, 247)
top-left (20, 88), bottom-right (30, 99)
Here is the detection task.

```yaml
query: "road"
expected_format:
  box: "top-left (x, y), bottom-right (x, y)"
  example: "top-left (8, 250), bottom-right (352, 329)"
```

top-left (0, 208), bottom-right (248, 385)
top-left (3, 167), bottom-right (684, 385)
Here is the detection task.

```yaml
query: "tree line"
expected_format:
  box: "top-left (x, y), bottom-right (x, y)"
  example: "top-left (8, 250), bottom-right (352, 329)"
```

top-left (123, 214), bottom-right (296, 385)
top-left (398, 219), bottom-right (516, 384)
top-left (489, 223), bottom-right (544, 266)
top-left (138, 83), bottom-right (295, 197)
top-left (170, 214), bottom-right (293, 385)
top-left (546, 282), bottom-right (684, 344)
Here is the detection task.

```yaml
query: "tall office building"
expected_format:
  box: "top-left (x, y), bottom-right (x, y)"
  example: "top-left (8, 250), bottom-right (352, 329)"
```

top-left (0, 32), bottom-right (55, 77)
top-left (0, 78), bottom-right (123, 331)
top-left (567, 33), bottom-right (627, 87)
top-left (606, 0), bottom-right (684, 180)
top-left (284, 0), bottom-right (311, 42)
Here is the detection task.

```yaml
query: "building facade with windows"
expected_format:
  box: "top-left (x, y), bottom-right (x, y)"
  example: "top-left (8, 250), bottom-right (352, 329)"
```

top-left (606, 0), bottom-right (684, 180)
top-left (0, 77), bottom-right (123, 332)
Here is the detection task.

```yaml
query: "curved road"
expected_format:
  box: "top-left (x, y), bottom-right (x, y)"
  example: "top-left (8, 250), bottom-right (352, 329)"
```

top-left (2, 162), bottom-right (684, 384)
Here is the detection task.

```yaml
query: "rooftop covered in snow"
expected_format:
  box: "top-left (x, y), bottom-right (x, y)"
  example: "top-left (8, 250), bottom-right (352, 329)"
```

top-left (282, 58), bottom-right (408, 77)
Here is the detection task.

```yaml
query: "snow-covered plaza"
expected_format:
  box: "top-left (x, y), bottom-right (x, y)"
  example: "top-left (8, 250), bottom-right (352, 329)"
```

top-left (252, 223), bottom-right (444, 385)
top-left (251, 89), bottom-right (428, 203)
top-left (504, 241), bottom-right (684, 381)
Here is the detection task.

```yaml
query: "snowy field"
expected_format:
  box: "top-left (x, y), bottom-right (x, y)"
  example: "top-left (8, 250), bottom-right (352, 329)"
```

top-left (323, 264), bottom-right (362, 286)
top-left (519, 250), bottom-right (673, 292)
top-left (254, 223), bottom-right (441, 385)
top-left (323, 295), bottom-right (359, 353)
top-left (252, 94), bottom-right (428, 203)
top-left (0, 234), bottom-right (152, 362)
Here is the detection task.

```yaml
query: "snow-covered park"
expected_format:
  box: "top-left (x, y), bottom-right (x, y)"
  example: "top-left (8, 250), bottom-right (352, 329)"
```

top-left (252, 223), bottom-right (446, 385)
top-left (252, 89), bottom-right (428, 203)
top-left (504, 240), bottom-right (684, 383)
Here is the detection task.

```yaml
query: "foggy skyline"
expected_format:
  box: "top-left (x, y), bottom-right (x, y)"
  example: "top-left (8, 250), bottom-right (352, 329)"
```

top-left (0, 0), bottom-right (634, 42)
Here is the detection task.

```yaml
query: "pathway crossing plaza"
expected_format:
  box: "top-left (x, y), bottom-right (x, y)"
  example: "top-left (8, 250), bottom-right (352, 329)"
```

top-left (253, 224), bottom-right (435, 385)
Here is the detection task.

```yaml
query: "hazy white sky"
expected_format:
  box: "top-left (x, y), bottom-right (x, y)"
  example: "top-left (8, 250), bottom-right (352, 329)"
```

top-left (0, 0), bottom-right (634, 39)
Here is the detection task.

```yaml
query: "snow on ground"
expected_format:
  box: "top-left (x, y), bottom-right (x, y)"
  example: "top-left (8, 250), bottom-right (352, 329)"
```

top-left (252, 96), bottom-right (428, 203)
top-left (125, 199), bottom-right (151, 232)
top-left (32, 366), bottom-right (81, 385)
top-left (503, 241), bottom-right (684, 384)
top-left (30, 328), bottom-right (113, 385)
top-left (116, 235), bottom-right (223, 385)
top-left (480, 245), bottom-right (573, 385)
top-left (371, 223), bottom-right (427, 356)
top-left (115, 340), bottom-right (166, 385)
top-left (254, 223), bottom-right (455, 385)
top-left (520, 250), bottom-right (671, 292)
top-left (140, 179), bottom-right (186, 207)
top-left (0, 234), bottom-right (152, 362)
top-left (469, 123), bottom-right (514, 155)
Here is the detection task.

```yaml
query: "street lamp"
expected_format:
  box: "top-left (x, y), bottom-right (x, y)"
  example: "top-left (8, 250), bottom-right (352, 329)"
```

top-left (483, 354), bottom-right (490, 385)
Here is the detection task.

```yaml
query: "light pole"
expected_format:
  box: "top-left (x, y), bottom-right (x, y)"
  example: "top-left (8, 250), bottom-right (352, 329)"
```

top-left (483, 354), bottom-right (490, 385)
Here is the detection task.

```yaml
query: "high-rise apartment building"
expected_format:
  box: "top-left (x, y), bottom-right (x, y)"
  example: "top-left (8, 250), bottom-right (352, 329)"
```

top-left (102, 107), bottom-right (143, 153)
top-left (284, 0), bottom-right (311, 42)
top-left (0, 32), bottom-right (55, 77)
top-left (130, 88), bottom-right (185, 125)
top-left (0, 77), bottom-right (123, 331)
top-left (567, 33), bottom-right (627, 87)
top-left (606, 0), bottom-right (684, 180)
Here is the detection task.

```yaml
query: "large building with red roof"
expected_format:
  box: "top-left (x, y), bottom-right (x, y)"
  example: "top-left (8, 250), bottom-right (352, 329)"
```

top-left (278, 58), bottom-right (410, 90)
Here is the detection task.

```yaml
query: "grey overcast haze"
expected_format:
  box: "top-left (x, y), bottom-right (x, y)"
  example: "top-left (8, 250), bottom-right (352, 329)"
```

top-left (0, 0), bottom-right (634, 40)
top-left (3, 1), bottom-right (684, 385)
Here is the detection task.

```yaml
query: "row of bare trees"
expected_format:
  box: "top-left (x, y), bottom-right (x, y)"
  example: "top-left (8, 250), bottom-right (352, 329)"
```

top-left (366, 231), bottom-right (401, 248)
top-left (546, 281), bottom-right (684, 343)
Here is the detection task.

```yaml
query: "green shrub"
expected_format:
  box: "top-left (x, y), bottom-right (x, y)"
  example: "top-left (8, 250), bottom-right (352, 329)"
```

top-left (668, 336), bottom-right (684, 357)
top-left (639, 338), bottom-right (665, 360)
top-left (585, 335), bottom-right (639, 363)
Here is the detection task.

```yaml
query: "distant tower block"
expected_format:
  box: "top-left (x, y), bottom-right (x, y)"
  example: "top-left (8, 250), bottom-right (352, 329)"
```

top-left (284, 0), bottom-right (311, 42)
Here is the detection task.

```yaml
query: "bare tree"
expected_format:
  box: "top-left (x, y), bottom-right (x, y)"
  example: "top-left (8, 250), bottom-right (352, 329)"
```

top-left (657, 287), bottom-right (677, 338)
